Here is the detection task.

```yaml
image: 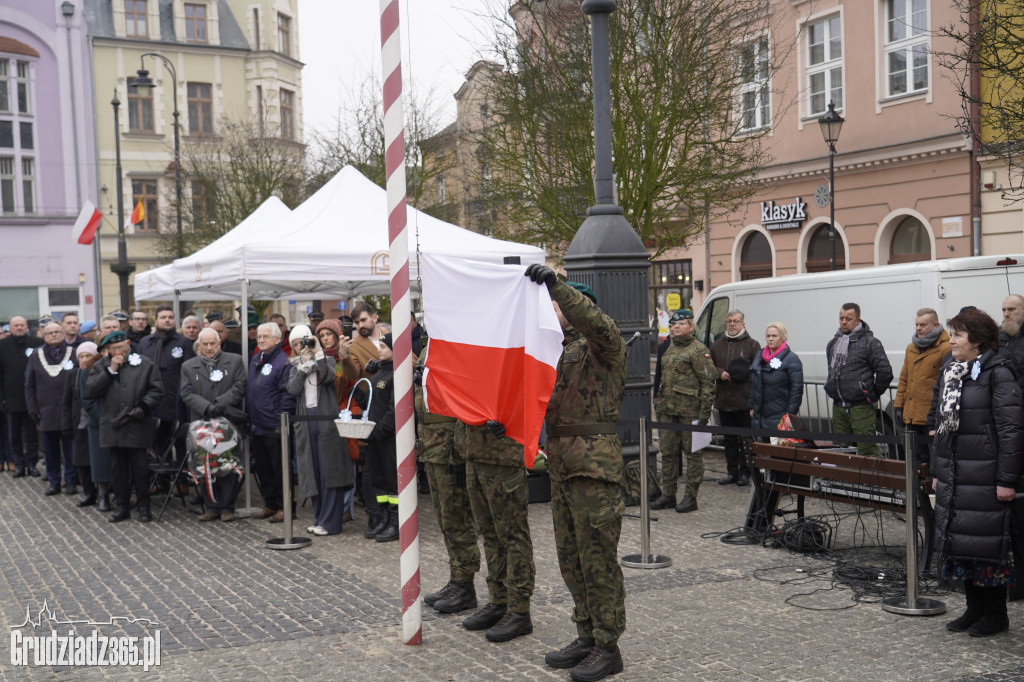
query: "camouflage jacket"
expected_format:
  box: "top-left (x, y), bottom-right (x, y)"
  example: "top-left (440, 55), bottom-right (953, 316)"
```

top-left (455, 421), bottom-right (523, 468)
top-left (414, 341), bottom-right (460, 465)
top-left (544, 281), bottom-right (627, 484)
top-left (654, 334), bottom-right (716, 420)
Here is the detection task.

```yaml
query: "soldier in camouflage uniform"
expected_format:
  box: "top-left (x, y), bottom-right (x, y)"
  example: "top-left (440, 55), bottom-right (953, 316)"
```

top-left (414, 344), bottom-right (480, 614)
top-left (650, 309), bottom-right (716, 513)
top-left (455, 421), bottom-right (535, 643)
top-left (526, 264), bottom-right (627, 682)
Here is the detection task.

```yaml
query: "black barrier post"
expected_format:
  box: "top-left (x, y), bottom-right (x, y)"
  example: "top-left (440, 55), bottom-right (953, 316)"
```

top-left (882, 429), bottom-right (945, 616)
top-left (621, 418), bottom-right (672, 569)
top-left (266, 412), bottom-right (312, 550)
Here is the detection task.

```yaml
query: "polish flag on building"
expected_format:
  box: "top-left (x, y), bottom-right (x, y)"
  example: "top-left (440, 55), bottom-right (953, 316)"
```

top-left (71, 201), bottom-right (102, 245)
top-left (130, 199), bottom-right (146, 225)
top-left (421, 253), bottom-right (563, 466)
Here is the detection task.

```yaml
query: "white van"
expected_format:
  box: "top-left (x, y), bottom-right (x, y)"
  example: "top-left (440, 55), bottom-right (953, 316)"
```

top-left (692, 255), bottom-right (1024, 435)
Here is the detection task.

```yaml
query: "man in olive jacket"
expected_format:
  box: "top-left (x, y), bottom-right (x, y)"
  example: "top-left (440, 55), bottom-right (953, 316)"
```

top-left (526, 264), bottom-right (627, 682)
top-left (87, 331), bottom-right (164, 522)
top-left (894, 308), bottom-right (949, 462)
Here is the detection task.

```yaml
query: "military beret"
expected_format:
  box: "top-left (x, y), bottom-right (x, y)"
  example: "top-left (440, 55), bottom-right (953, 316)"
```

top-left (80, 320), bottom-right (97, 334)
top-left (98, 330), bottom-right (127, 348)
top-left (669, 309), bottom-right (693, 323)
top-left (566, 281), bottom-right (598, 305)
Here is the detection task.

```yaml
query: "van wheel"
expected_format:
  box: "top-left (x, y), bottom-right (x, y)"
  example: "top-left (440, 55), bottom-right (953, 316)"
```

top-left (875, 411), bottom-right (904, 460)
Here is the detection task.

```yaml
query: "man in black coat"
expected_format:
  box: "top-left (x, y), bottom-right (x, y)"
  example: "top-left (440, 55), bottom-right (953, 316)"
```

top-left (25, 322), bottom-right (77, 495)
top-left (87, 330), bottom-right (164, 523)
top-left (180, 328), bottom-right (247, 522)
top-left (0, 315), bottom-right (43, 477)
top-left (138, 306), bottom-right (194, 471)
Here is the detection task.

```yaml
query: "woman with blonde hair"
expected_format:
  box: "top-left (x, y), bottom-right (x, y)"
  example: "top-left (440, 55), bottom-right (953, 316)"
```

top-left (748, 321), bottom-right (804, 433)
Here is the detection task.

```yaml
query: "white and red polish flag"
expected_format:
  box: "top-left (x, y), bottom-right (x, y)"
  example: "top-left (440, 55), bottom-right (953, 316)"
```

top-left (421, 253), bottom-right (563, 467)
top-left (71, 201), bottom-right (102, 245)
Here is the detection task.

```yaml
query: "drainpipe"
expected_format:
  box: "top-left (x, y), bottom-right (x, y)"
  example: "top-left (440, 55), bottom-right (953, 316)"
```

top-left (970, 1), bottom-right (982, 257)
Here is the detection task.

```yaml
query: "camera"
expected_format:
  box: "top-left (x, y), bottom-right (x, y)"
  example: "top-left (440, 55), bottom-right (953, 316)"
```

top-left (301, 336), bottom-right (317, 349)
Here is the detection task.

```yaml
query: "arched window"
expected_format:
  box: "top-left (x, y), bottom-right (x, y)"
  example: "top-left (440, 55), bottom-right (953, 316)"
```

top-left (889, 215), bottom-right (929, 264)
top-left (739, 231), bottom-right (772, 280)
top-left (805, 224), bottom-right (846, 272)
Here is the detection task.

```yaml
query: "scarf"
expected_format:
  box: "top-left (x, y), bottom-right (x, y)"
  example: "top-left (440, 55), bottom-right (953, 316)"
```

top-left (198, 351), bottom-right (221, 373)
top-left (157, 328), bottom-right (175, 370)
top-left (937, 360), bottom-right (973, 435)
top-left (829, 322), bottom-right (862, 375)
top-left (725, 328), bottom-right (745, 340)
top-left (912, 325), bottom-right (943, 350)
top-left (43, 341), bottom-right (66, 365)
top-left (762, 342), bottom-right (787, 364)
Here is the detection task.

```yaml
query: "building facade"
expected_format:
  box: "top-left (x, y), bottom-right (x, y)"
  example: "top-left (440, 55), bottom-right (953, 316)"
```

top-left (0, 1), bottom-right (99, 325)
top-left (84, 0), bottom-right (303, 315)
top-left (708, 0), bottom-right (977, 288)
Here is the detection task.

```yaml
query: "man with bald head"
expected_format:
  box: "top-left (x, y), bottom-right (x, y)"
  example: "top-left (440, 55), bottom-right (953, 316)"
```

top-left (0, 316), bottom-right (43, 477)
top-left (26, 322), bottom-right (77, 494)
top-left (999, 294), bottom-right (1024, 372)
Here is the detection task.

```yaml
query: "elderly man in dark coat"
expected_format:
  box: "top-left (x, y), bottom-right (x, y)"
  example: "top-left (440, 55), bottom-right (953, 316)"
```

top-left (26, 321), bottom-right (77, 495)
top-left (0, 315), bottom-right (43, 477)
top-left (87, 331), bottom-right (164, 523)
top-left (180, 328), bottom-right (247, 522)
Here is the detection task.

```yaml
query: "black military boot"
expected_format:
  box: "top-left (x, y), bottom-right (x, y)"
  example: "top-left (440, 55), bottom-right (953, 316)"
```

top-left (433, 581), bottom-right (477, 614)
top-left (137, 502), bottom-right (152, 523)
top-left (364, 512), bottom-right (387, 539)
top-left (375, 507), bottom-right (399, 542)
top-left (485, 611), bottom-right (532, 642)
top-left (649, 494), bottom-right (675, 510)
top-left (97, 493), bottom-right (113, 513)
top-left (424, 580), bottom-right (456, 607)
top-left (570, 644), bottom-right (623, 682)
top-left (545, 637), bottom-right (595, 668)
top-left (462, 603), bottom-right (506, 631)
top-left (675, 493), bottom-right (697, 513)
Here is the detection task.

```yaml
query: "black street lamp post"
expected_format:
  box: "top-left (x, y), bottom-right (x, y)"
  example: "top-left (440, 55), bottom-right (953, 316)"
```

top-left (132, 53), bottom-right (184, 259)
top-left (564, 0), bottom-right (653, 461)
top-left (109, 90), bottom-right (135, 312)
top-left (818, 101), bottom-right (845, 271)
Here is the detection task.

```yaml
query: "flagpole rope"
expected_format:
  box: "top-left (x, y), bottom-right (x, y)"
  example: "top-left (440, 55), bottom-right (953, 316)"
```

top-left (379, 0), bottom-right (421, 646)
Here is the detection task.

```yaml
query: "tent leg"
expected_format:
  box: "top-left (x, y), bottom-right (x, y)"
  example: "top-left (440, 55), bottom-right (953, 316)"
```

top-left (236, 277), bottom-right (259, 519)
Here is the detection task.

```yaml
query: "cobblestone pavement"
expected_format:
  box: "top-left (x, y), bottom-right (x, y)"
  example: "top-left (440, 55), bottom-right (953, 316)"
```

top-left (1, 449), bottom-right (1022, 681)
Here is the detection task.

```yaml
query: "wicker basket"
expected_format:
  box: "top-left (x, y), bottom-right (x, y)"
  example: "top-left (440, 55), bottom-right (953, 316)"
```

top-left (335, 378), bottom-right (376, 440)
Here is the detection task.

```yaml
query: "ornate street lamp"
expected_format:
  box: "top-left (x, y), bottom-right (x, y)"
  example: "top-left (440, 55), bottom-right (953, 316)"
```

top-left (818, 101), bottom-right (844, 271)
top-left (109, 90), bottom-right (134, 311)
top-left (132, 53), bottom-right (184, 259)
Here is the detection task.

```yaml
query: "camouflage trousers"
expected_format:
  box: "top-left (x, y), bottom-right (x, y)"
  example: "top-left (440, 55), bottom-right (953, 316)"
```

top-left (551, 476), bottom-right (626, 647)
top-left (424, 461), bottom-right (480, 583)
top-left (657, 412), bottom-right (703, 498)
top-left (466, 461), bottom-right (535, 613)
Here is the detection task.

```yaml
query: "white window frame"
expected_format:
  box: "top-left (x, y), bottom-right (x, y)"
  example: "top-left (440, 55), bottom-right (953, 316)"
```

top-left (20, 157), bottom-right (33, 214)
top-left (0, 156), bottom-right (15, 214)
top-left (0, 56), bottom-right (37, 216)
top-left (737, 37), bottom-right (770, 132)
top-left (884, 0), bottom-right (928, 98)
top-left (806, 14), bottom-right (843, 117)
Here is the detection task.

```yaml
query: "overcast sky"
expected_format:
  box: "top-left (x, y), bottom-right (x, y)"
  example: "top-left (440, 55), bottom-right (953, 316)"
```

top-left (297, 0), bottom-right (494, 137)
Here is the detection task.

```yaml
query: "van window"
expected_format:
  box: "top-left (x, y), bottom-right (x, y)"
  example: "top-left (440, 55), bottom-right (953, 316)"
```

top-left (695, 297), bottom-right (730, 347)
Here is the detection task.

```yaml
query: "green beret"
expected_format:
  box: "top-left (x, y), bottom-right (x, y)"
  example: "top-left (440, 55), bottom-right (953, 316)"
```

top-left (567, 281), bottom-right (598, 305)
top-left (99, 330), bottom-right (127, 348)
top-left (669, 309), bottom-right (693, 323)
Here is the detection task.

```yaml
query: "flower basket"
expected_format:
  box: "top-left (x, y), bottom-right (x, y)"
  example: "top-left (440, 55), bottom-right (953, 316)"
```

top-left (336, 377), bottom-right (376, 440)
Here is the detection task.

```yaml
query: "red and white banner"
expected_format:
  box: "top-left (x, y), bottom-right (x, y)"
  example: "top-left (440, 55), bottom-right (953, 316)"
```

top-left (421, 253), bottom-right (563, 466)
top-left (72, 201), bottom-right (102, 245)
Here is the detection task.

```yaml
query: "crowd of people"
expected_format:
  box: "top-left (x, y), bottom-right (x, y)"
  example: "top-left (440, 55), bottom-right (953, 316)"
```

top-left (650, 295), bottom-right (1024, 639)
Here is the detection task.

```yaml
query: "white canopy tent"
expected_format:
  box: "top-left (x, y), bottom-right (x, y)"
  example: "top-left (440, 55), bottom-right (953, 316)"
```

top-left (135, 166), bottom-right (545, 302)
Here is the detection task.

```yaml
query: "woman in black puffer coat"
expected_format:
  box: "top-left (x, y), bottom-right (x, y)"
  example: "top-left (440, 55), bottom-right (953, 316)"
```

top-left (748, 322), bottom-right (803, 431)
top-left (929, 309), bottom-right (1024, 637)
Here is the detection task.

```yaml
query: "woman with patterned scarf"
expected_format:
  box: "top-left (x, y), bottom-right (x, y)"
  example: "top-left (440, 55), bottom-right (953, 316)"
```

top-left (929, 308), bottom-right (1024, 637)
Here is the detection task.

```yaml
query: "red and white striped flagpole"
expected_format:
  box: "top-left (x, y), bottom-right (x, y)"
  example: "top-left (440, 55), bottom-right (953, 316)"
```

top-left (379, 0), bottom-right (421, 645)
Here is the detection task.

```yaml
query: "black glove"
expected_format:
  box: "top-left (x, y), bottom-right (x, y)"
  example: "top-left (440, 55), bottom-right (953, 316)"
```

top-left (413, 367), bottom-right (423, 386)
top-left (29, 413), bottom-right (40, 424)
top-left (525, 263), bottom-right (557, 291)
top-left (110, 408), bottom-right (133, 429)
top-left (894, 408), bottom-right (904, 425)
top-left (128, 407), bottom-right (145, 420)
top-left (206, 404), bottom-right (222, 418)
top-left (365, 358), bottom-right (381, 375)
top-left (486, 420), bottom-right (506, 439)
